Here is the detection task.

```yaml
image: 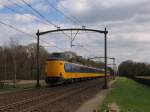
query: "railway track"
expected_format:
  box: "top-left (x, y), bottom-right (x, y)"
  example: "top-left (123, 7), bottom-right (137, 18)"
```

top-left (0, 87), bottom-right (53, 105)
top-left (20, 86), bottom-right (91, 112)
top-left (0, 79), bottom-right (104, 112)
top-left (0, 85), bottom-right (82, 112)
top-left (0, 83), bottom-right (79, 106)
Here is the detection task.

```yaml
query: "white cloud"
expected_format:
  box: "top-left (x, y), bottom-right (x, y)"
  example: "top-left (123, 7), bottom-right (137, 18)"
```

top-left (58, 0), bottom-right (150, 24)
top-left (15, 14), bottom-right (37, 23)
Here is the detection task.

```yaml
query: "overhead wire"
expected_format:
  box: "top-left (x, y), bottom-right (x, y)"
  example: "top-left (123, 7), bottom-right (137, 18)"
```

top-left (20, 0), bottom-right (58, 28)
top-left (2, 0), bottom-right (70, 50)
top-left (1, 3), bottom-right (50, 25)
top-left (0, 20), bottom-right (35, 38)
top-left (0, 3), bottom-right (63, 49)
top-left (1, 0), bottom-right (94, 52)
top-left (45, 0), bottom-right (79, 25)
top-left (43, 0), bottom-right (106, 54)
top-left (9, 0), bottom-right (86, 40)
top-left (7, 0), bottom-right (27, 11)
top-left (1, 2), bottom-right (69, 50)
top-left (20, 0), bottom-right (72, 39)
top-left (56, 0), bottom-right (107, 29)
top-left (47, 1), bottom-right (88, 50)
top-left (54, 0), bottom-right (81, 24)
top-left (0, 20), bottom-right (63, 50)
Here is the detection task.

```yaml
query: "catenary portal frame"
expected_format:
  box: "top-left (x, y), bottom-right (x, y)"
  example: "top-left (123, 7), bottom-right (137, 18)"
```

top-left (36, 28), bottom-right (108, 89)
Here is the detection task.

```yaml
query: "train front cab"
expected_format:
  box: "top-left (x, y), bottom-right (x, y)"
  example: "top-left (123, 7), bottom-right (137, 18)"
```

top-left (45, 60), bottom-right (65, 84)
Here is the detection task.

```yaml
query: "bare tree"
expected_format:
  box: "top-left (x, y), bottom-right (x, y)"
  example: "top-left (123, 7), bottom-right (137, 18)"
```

top-left (0, 39), bottom-right (49, 86)
top-left (9, 38), bottom-right (19, 87)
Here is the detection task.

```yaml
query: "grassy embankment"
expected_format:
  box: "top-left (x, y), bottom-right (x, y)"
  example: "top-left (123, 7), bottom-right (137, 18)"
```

top-left (100, 77), bottom-right (150, 112)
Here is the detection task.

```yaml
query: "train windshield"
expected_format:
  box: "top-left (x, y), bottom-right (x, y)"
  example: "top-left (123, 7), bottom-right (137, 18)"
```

top-left (47, 53), bottom-right (65, 60)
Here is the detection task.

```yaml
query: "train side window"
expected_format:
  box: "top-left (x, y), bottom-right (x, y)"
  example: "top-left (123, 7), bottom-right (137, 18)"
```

top-left (64, 63), bottom-right (72, 72)
top-left (80, 66), bottom-right (85, 73)
top-left (64, 63), bottom-right (104, 73)
top-left (73, 64), bottom-right (79, 73)
top-left (71, 64), bottom-right (75, 72)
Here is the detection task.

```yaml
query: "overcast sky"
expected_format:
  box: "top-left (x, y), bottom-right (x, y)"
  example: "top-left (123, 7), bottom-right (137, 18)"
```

top-left (0, 0), bottom-right (150, 65)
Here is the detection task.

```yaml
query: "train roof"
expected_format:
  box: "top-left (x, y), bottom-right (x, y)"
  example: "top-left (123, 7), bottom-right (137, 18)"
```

top-left (46, 59), bottom-right (105, 71)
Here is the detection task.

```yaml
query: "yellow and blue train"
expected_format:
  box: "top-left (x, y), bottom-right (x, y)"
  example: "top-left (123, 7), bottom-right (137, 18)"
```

top-left (45, 59), bottom-right (109, 85)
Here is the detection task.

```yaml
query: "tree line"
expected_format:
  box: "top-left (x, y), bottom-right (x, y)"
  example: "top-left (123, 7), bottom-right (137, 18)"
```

top-left (0, 39), bottom-right (48, 83)
top-left (118, 60), bottom-right (150, 77)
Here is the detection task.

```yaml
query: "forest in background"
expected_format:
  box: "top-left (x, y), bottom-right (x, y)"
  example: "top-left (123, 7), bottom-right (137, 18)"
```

top-left (0, 39), bottom-right (48, 81)
top-left (119, 60), bottom-right (150, 77)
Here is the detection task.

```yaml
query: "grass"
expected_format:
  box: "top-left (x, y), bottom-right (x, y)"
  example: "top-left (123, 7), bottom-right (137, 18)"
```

top-left (100, 77), bottom-right (150, 112)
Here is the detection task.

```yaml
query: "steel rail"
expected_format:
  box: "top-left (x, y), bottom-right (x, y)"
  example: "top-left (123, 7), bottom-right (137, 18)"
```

top-left (20, 81), bottom-right (100, 112)
top-left (0, 85), bottom-right (83, 112)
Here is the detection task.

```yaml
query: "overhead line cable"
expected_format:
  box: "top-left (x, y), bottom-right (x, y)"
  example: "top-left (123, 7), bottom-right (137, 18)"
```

top-left (3, 1), bottom-right (90, 51)
top-left (54, 0), bottom-right (81, 24)
top-left (1, 2), bottom-right (78, 51)
top-left (7, 0), bottom-right (50, 25)
top-left (21, 0), bottom-right (58, 28)
top-left (20, 0), bottom-right (71, 38)
top-left (3, 1), bottom-right (68, 49)
top-left (1, 2), bottom-right (66, 50)
top-left (0, 20), bottom-right (63, 50)
top-left (7, 0), bottom-right (26, 10)
top-left (0, 20), bottom-right (35, 38)
top-left (45, 0), bottom-right (79, 25)
top-left (1, 3), bottom-right (49, 25)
